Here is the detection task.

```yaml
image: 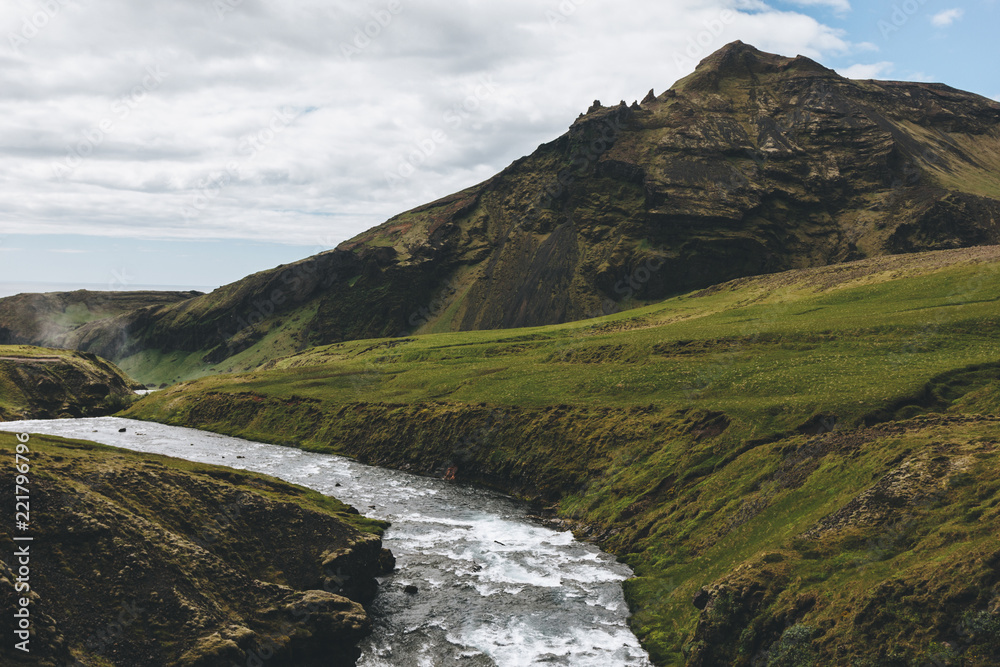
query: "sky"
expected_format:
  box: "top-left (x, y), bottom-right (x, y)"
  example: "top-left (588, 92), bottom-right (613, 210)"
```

top-left (0, 0), bottom-right (996, 292)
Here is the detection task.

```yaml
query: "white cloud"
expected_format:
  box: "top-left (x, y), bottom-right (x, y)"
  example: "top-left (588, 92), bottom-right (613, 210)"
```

top-left (780, 0), bottom-right (851, 15)
top-left (0, 0), bottom-right (871, 248)
top-left (838, 61), bottom-right (895, 80)
top-left (931, 8), bottom-right (965, 27)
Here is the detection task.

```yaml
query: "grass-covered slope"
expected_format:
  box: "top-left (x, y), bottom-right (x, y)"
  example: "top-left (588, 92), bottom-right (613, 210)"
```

top-left (126, 246), bottom-right (1000, 665)
top-left (0, 345), bottom-right (142, 421)
top-left (0, 432), bottom-right (390, 667)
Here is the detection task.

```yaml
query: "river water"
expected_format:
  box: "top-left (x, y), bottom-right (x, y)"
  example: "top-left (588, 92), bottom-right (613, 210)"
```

top-left (1, 417), bottom-right (651, 667)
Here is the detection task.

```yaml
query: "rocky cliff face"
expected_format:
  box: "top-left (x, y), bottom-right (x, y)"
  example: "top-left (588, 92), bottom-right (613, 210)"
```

top-left (0, 346), bottom-right (142, 420)
top-left (0, 433), bottom-right (392, 667)
top-left (4, 42), bottom-right (1000, 379)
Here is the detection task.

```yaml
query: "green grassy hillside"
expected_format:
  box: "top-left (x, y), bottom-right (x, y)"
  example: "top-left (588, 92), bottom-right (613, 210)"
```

top-left (127, 245), bottom-right (1000, 665)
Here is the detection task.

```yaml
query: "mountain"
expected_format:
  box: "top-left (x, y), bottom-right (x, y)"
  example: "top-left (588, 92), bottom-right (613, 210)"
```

top-left (126, 244), bottom-right (1000, 665)
top-left (4, 41), bottom-right (1000, 384)
top-left (0, 290), bottom-right (201, 351)
top-left (0, 345), bottom-right (142, 420)
top-left (0, 432), bottom-right (391, 667)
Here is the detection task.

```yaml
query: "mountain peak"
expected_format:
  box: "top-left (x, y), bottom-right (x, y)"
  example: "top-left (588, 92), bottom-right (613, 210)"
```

top-left (708, 39), bottom-right (759, 58)
top-left (697, 40), bottom-right (779, 73)
top-left (679, 41), bottom-right (839, 92)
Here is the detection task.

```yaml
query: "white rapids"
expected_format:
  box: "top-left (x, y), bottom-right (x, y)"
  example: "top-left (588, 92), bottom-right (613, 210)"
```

top-left (1, 417), bottom-right (652, 667)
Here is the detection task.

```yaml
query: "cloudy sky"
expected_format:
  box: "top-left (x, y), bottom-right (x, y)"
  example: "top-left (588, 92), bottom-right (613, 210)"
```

top-left (0, 0), bottom-right (995, 292)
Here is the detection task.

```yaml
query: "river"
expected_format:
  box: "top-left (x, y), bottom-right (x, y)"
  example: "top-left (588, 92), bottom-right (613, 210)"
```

top-left (0, 417), bottom-right (652, 666)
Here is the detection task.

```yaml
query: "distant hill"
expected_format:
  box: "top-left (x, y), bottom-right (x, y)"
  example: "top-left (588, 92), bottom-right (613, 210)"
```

top-left (0, 289), bottom-right (202, 347)
top-left (4, 41), bottom-right (1000, 384)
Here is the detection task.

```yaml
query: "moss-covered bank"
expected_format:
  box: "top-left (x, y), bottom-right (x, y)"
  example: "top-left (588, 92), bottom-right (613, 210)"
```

top-left (0, 432), bottom-right (392, 667)
top-left (125, 391), bottom-right (1000, 666)
top-left (0, 345), bottom-right (141, 421)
